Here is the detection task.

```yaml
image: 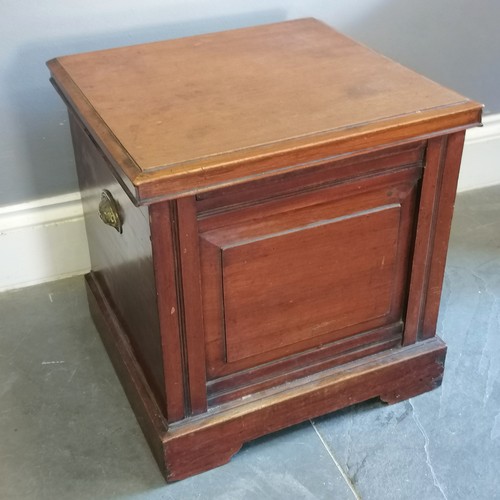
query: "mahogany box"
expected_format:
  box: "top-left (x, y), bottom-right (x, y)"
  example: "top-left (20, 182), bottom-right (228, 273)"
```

top-left (47, 18), bottom-right (482, 481)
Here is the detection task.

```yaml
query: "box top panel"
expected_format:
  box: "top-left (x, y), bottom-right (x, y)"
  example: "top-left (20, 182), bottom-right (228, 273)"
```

top-left (48, 18), bottom-right (481, 202)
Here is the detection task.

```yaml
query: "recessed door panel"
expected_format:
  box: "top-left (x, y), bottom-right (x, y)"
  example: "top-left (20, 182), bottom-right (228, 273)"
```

top-left (222, 205), bottom-right (400, 362)
top-left (199, 165), bottom-right (420, 383)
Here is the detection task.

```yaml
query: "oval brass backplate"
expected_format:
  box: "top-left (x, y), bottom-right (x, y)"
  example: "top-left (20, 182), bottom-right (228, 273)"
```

top-left (98, 190), bottom-right (122, 233)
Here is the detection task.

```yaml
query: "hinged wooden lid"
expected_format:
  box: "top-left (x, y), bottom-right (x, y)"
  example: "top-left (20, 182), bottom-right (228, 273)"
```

top-left (47, 18), bottom-right (482, 204)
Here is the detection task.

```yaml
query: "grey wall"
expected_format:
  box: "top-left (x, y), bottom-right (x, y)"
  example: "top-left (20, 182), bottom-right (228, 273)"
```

top-left (1, 0), bottom-right (498, 207)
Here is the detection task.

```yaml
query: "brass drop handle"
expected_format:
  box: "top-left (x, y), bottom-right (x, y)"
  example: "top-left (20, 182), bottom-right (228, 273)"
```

top-left (98, 190), bottom-right (122, 233)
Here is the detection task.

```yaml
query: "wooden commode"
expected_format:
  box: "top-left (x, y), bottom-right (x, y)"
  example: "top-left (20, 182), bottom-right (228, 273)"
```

top-left (47, 19), bottom-right (482, 481)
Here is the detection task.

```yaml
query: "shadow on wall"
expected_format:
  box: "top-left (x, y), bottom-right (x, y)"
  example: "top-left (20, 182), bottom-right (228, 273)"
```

top-left (342, 0), bottom-right (499, 114)
top-left (3, 10), bottom-right (286, 206)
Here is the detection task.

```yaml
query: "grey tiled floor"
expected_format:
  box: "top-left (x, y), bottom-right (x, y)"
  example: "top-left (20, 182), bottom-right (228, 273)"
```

top-left (1, 185), bottom-right (499, 499)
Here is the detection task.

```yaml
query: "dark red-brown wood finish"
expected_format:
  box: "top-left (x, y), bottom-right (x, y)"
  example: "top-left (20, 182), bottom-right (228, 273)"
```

top-left (47, 18), bottom-right (482, 481)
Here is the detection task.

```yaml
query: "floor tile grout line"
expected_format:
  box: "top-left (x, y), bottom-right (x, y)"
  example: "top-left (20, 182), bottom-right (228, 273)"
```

top-left (409, 399), bottom-right (448, 500)
top-left (310, 419), bottom-right (361, 500)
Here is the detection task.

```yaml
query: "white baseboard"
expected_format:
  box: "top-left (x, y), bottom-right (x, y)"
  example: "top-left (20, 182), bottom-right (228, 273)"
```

top-left (0, 113), bottom-right (498, 292)
top-left (458, 113), bottom-right (500, 192)
top-left (0, 193), bottom-right (90, 292)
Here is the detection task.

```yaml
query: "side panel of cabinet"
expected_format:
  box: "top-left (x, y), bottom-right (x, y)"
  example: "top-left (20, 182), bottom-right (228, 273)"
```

top-left (69, 113), bottom-right (167, 412)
